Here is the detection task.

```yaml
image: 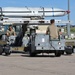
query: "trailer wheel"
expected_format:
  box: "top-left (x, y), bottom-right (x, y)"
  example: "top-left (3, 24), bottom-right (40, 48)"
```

top-left (0, 45), bottom-right (3, 55)
top-left (55, 51), bottom-right (61, 57)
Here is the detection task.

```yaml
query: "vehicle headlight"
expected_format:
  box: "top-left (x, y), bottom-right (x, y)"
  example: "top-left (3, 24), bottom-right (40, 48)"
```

top-left (58, 42), bottom-right (61, 45)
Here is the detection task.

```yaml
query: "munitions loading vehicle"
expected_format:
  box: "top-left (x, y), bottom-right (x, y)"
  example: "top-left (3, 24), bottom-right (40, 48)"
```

top-left (0, 7), bottom-right (73, 56)
top-left (0, 19), bottom-right (73, 57)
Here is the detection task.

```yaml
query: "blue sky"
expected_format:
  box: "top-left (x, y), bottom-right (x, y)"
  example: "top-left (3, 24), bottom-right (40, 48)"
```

top-left (0, 0), bottom-right (75, 24)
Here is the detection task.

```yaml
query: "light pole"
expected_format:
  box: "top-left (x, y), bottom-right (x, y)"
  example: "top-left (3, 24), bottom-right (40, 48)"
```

top-left (67, 0), bottom-right (70, 38)
top-left (68, 0), bottom-right (70, 20)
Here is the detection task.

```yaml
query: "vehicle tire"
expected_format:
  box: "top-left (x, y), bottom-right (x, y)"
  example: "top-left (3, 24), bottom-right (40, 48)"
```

top-left (65, 46), bottom-right (73, 55)
top-left (29, 44), bottom-right (36, 57)
top-left (55, 50), bottom-right (61, 57)
top-left (29, 33), bottom-right (36, 57)
top-left (5, 52), bottom-right (11, 56)
top-left (30, 52), bottom-right (36, 57)
top-left (65, 49), bottom-right (73, 55)
top-left (61, 51), bottom-right (64, 55)
top-left (4, 45), bottom-right (11, 56)
top-left (0, 45), bottom-right (3, 55)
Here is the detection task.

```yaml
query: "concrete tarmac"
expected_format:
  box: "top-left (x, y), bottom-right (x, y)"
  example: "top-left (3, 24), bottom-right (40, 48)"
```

top-left (0, 53), bottom-right (75, 75)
